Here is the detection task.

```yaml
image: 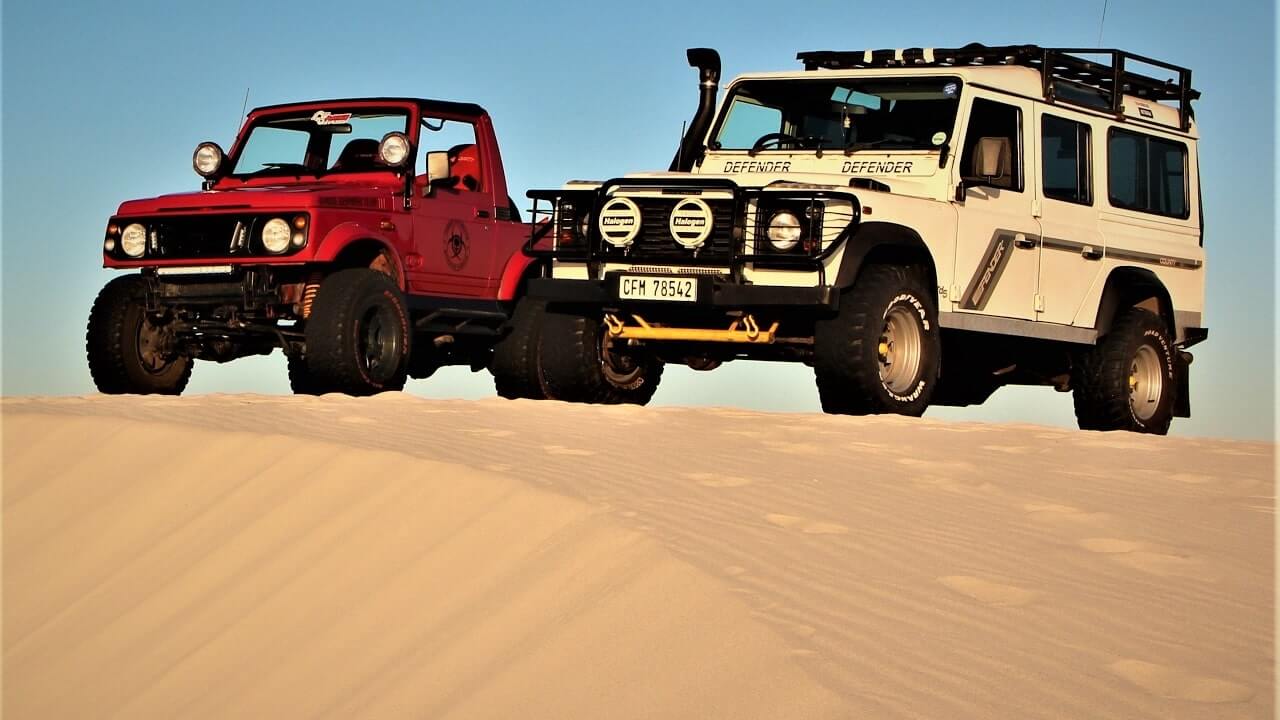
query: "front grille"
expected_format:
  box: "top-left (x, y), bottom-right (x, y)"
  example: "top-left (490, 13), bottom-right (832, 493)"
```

top-left (153, 216), bottom-right (257, 259)
top-left (601, 197), bottom-right (736, 261)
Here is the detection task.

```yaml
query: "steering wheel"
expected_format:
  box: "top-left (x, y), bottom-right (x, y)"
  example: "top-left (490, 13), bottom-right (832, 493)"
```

top-left (749, 132), bottom-right (822, 153)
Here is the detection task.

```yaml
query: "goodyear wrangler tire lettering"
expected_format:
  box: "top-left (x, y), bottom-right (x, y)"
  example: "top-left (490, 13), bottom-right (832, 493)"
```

top-left (813, 264), bottom-right (940, 416)
top-left (1072, 307), bottom-right (1176, 435)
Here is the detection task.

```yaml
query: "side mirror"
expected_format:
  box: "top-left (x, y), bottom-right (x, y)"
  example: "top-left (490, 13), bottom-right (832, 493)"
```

top-left (422, 150), bottom-right (452, 196)
top-left (972, 136), bottom-right (1010, 181)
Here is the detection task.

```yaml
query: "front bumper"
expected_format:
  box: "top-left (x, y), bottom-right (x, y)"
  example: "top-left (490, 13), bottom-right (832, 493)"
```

top-left (528, 275), bottom-right (836, 310)
top-left (140, 266), bottom-right (297, 314)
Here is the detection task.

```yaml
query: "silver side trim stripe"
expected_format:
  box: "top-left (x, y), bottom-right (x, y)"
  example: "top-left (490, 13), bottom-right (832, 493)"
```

top-left (939, 312), bottom-right (1099, 344)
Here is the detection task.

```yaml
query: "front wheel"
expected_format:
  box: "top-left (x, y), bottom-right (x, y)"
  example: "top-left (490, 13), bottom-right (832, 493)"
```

top-left (86, 275), bottom-right (192, 395)
top-left (539, 308), bottom-right (662, 405)
top-left (1073, 307), bottom-right (1176, 434)
top-left (303, 269), bottom-right (410, 395)
top-left (813, 265), bottom-right (940, 416)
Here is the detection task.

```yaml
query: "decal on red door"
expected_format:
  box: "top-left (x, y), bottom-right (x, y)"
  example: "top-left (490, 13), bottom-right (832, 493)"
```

top-left (444, 220), bottom-right (470, 270)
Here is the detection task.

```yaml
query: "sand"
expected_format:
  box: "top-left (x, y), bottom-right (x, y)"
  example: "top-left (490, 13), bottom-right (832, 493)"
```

top-left (2, 394), bottom-right (1274, 718)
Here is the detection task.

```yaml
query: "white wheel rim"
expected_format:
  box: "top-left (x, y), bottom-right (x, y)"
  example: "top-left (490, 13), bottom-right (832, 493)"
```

top-left (878, 305), bottom-right (923, 395)
top-left (1129, 345), bottom-right (1164, 422)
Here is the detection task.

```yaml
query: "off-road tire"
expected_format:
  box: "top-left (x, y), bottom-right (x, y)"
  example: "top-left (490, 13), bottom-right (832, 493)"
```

top-left (490, 297), bottom-right (551, 400)
top-left (1073, 307), bottom-right (1176, 434)
top-left (814, 264), bottom-right (940, 416)
top-left (539, 307), bottom-right (662, 405)
top-left (286, 353), bottom-right (322, 395)
top-left (86, 275), bottom-right (192, 395)
top-left (303, 269), bottom-right (410, 395)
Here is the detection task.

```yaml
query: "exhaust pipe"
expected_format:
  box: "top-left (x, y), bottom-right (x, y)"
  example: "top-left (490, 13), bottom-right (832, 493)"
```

top-left (669, 48), bottom-right (722, 172)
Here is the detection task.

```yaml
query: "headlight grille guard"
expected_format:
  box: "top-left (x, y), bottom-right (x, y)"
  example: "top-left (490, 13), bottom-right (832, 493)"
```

top-left (524, 177), bottom-right (862, 284)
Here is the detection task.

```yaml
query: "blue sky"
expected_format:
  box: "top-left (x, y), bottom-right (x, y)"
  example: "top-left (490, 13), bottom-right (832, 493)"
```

top-left (2, 0), bottom-right (1275, 440)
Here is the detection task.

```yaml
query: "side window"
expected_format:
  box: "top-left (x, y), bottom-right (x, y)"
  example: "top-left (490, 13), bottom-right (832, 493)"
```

top-left (1041, 114), bottom-right (1092, 205)
top-left (1107, 128), bottom-right (1188, 218)
top-left (960, 98), bottom-right (1022, 191)
top-left (416, 118), bottom-right (482, 192)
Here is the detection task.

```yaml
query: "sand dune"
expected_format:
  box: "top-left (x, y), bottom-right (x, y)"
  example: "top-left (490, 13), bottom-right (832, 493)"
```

top-left (2, 394), bottom-right (1274, 719)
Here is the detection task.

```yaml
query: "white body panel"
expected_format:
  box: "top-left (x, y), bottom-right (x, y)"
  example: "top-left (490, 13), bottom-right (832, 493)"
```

top-left (545, 62), bottom-right (1205, 343)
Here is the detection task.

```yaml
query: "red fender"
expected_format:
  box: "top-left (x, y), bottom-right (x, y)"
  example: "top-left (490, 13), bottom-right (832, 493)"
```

top-left (497, 252), bottom-right (537, 301)
top-left (312, 221), bottom-right (408, 290)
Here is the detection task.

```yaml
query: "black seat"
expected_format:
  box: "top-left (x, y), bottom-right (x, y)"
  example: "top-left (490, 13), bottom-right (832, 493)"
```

top-left (331, 138), bottom-right (381, 172)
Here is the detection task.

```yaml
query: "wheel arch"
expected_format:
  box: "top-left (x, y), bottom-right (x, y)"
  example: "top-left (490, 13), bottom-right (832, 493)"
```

top-left (835, 222), bottom-right (938, 296)
top-left (1092, 266), bottom-right (1176, 340)
top-left (314, 229), bottom-right (406, 291)
top-left (497, 253), bottom-right (545, 302)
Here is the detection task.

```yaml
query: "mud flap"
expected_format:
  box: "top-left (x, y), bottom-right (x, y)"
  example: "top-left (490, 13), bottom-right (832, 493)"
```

top-left (1174, 351), bottom-right (1192, 418)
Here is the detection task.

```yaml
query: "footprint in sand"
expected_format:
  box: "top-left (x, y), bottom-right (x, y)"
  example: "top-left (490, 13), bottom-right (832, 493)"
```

top-left (1108, 659), bottom-right (1253, 703)
top-left (684, 472), bottom-right (752, 488)
top-left (761, 440), bottom-right (821, 455)
top-left (462, 428), bottom-right (516, 438)
top-left (979, 445), bottom-right (1038, 455)
top-left (542, 445), bottom-right (596, 456)
top-left (938, 576), bottom-right (1039, 607)
top-left (764, 513), bottom-right (849, 535)
top-left (1077, 538), bottom-right (1208, 579)
top-left (1024, 503), bottom-right (1110, 525)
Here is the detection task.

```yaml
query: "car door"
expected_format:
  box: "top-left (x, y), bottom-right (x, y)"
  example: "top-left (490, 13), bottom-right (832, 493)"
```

top-left (408, 117), bottom-right (496, 298)
top-left (1035, 111), bottom-right (1105, 326)
top-left (952, 93), bottom-right (1041, 321)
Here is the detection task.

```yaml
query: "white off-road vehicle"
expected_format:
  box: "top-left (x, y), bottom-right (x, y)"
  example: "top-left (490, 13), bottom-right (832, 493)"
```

top-left (526, 44), bottom-right (1206, 434)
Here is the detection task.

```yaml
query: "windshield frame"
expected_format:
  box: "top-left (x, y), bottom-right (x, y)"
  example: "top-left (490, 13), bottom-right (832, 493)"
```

top-left (705, 75), bottom-right (965, 155)
top-left (224, 105), bottom-right (417, 181)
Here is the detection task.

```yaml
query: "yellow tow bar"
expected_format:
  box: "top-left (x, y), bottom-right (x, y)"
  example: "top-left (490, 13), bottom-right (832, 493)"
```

top-left (603, 313), bottom-right (778, 344)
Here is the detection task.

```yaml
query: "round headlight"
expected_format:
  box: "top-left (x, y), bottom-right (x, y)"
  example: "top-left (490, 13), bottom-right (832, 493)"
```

top-left (765, 210), bottom-right (803, 251)
top-left (378, 132), bottom-right (411, 168)
top-left (193, 142), bottom-right (224, 178)
top-left (261, 218), bottom-right (291, 253)
top-left (120, 223), bottom-right (147, 258)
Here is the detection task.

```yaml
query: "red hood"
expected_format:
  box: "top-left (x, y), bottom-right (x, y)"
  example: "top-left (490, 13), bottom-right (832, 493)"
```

top-left (114, 181), bottom-right (400, 217)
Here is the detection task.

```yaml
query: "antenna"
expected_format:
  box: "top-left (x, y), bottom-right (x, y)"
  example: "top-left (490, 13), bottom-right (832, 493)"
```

top-left (237, 87), bottom-right (250, 133)
top-left (1096, 0), bottom-right (1110, 45)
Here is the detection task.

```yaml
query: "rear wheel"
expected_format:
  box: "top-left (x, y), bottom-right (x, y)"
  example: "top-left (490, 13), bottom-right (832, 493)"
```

top-left (1073, 307), bottom-right (1176, 434)
top-left (539, 307), bottom-right (662, 405)
top-left (86, 275), bottom-right (192, 395)
top-left (490, 297), bottom-right (551, 399)
top-left (813, 264), bottom-right (939, 416)
top-left (303, 269), bottom-right (410, 395)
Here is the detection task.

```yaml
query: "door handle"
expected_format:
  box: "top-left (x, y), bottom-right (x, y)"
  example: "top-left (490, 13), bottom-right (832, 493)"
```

top-left (475, 209), bottom-right (491, 219)
top-left (1081, 246), bottom-right (1103, 261)
top-left (1013, 233), bottom-right (1037, 249)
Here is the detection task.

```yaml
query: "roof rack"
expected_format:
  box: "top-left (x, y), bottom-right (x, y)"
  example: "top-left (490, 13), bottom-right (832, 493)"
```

top-left (796, 44), bottom-right (1198, 131)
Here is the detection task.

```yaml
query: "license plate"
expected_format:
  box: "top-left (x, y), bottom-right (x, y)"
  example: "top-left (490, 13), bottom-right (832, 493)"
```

top-left (618, 275), bottom-right (698, 302)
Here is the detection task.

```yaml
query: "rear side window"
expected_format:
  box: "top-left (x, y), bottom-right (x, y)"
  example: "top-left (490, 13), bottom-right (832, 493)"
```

top-left (1041, 115), bottom-right (1091, 205)
top-left (1107, 128), bottom-right (1188, 218)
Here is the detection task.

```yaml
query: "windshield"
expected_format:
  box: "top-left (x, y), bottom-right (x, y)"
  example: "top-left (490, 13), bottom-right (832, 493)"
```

top-left (229, 109), bottom-right (411, 177)
top-left (712, 77), bottom-right (962, 152)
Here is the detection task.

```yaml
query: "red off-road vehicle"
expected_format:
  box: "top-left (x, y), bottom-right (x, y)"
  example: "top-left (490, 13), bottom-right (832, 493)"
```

top-left (87, 97), bottom-right (546, 397)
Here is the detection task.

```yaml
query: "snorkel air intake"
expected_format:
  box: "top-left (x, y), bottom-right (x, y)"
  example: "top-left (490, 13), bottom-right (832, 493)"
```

top-left (669, 48), bottom-right (722, 172)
